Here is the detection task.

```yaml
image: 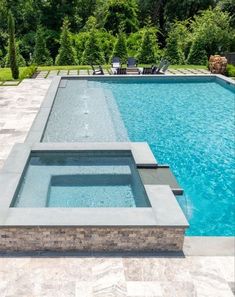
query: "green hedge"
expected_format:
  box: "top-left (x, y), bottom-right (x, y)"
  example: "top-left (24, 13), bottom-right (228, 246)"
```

top-left (19, 65), bottom-right (37, 80)
top-left (226, 64), bottom-right (235, 77)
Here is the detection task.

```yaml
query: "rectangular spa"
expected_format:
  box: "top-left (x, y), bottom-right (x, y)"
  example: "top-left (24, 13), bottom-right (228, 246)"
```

top-left (0, 143), bottom-right (188, 252)
top-left (12, 151), bottom-right (150, 208)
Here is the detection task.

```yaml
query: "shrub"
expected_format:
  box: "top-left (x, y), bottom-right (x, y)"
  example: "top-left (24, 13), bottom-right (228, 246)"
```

top-left (19, 65), bottom-right (37, 80)
top-left (55, 18), bottom-right (77, 66)
top-left (8, 12), bottom-right (19, 79)
top-left (189, 7), bottom-right (231, 56)
top-left (82, 29), bottom-right (105, 65)
top-left (33, 26), bottom-right (53, 66)
top-left (226, 64), bottom-right (235, 77)
top-left (112, 30), bottom-right (128, 64)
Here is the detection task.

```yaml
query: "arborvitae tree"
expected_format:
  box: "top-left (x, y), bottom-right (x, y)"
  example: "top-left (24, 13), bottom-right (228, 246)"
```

top-left (165, 21), bottom-right (189, 64)
top-left (138, 29), bottom-right (158, 64)
top-left (4, 42), bottom-right (26, 67)
top-left (8, 11), bottom-right (19, 79)
top-left (112, 30), bottom-right (128, 64)
top-left (82, 29), bottom-right (105, 65)
top-left (33, 26), bottom-right (53, 66)
top-left (55, 17), bottom-right (76, 66)
top-left (187, 38), bottom-right (208, 65)
top-left (166, 34), bottom-right (185, 64)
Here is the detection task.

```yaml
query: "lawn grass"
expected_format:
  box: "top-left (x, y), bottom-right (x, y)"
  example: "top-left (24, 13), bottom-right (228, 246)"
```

top-left (0, 64), bottom-right (208, 81)
top-left (39, 64), bottom-right (208, 71)
top-left (0, 67), bottom-right (28, 81)
top-left (38, 65), bottom-right (92, 71)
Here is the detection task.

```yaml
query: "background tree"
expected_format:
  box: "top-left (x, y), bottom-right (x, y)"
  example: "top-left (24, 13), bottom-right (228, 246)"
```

top-left (82, 29), bottom-right (105, 65)
top-left (4, 42), bottom-right (26, 67)
top-left (33, 26), bottom-right (53, 65)
top-left (189, 7), bottom-right (231, 57)
top-left (55, 17), bottom-right (76, 66)
top-left (8, 11), bottom-right (19, 79)
top-left (138, 27), bottom-right (161, 64)
top-left (0, 0), bottom-right (234, 66)
top-left (104, 0), bottom-right (139, 34)
top-left (187, 38), bottom-right (208, 65)
top-left (166, 21), bottom-right (190, 64)
top-left (112, 29), bottom-right (128, 64)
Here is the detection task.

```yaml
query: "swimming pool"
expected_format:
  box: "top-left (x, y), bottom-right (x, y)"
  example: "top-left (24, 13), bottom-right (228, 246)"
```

top-left (43, 77), bottom-right (235, 236)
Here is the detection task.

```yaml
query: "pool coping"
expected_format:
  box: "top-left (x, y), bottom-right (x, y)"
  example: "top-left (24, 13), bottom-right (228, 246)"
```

top-left (0, 142), bottom-right (188, 228)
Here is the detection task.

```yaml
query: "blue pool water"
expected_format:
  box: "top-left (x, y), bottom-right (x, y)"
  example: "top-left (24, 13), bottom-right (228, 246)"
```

top-left (13, 152), bottom-right (150, 208)
top-left (97, 78), bottom-right (235, 236)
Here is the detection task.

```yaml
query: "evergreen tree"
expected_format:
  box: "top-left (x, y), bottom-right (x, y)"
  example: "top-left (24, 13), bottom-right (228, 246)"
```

top-left (55, 17), bottom-right (76, 66)
top-left (112, 30), bottom-right (128, 64)
top-left (33, 26), bottom-right (53, 66)
top-left (82, 29), bottom-right (105, 65)
top-left (165, 21), bottom-right (189, 64)
top-left (138, 29), bottom-right (159, 64)
top-left (166, 34), bottom-right (185, 64)
top-left (187, 38), bottom-right (208, 65)
top-left (4, 42), bottom-right (26, 67)
top-left (8, 11), bottom-right (19, 79)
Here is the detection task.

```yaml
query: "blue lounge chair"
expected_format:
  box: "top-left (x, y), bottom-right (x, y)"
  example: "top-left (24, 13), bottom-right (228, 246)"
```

top-left (111, 57), bottom-right (121, 68)
top-left (127, 57), bottom-right (138, 68)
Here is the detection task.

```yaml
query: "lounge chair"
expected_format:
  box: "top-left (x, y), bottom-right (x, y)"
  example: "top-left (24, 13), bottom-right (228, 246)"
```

top-left (116, 68), bottom-right (127, 75)
top-left (111, 57), bottom-right (121, 68)
top-left (127, 57), bottom-right (138, 68)
top-left (158, 61), bottom-right (170, 74)
top-left (141, 67), bottom-right (153, 75)
top-left (91, 65), bottom-right (104, 75)
top-left (151, 59), bottom-right (170, 74)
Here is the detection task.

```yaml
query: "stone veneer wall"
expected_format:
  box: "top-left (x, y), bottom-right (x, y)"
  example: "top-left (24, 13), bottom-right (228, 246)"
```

top-left (0, 227), bottom-right (185, 252)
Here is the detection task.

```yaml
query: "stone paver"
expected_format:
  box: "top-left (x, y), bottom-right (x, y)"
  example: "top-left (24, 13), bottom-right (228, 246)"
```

top-left (0, 256), bottom-right (234, 297)
top-left (79, 69), bottom-right (90, 75)
top-left (0, 79), bottom-right (51, 165)
top-left (69, 70), bottom-right (78, 75)
top-left (58, 70), bottom-right (69, 76)
top-left (0, 79), bottom-right (234, 297)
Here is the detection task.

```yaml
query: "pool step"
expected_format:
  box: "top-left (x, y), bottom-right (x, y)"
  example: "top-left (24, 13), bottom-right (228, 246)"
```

top-left (138, 167), bottom-right (183, 195)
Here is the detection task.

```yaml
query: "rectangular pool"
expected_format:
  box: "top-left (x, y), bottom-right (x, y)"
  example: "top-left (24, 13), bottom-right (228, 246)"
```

top-left (42, 77), bottom-right (235, 236)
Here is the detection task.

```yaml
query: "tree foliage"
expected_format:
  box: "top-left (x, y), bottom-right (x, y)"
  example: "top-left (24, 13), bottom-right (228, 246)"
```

top-left (33, 26), bottom-right (53, 65)
top-left (166, 21), bottom-right (189, 64)
top-left (55, 18), bottom-right (76, 66)
top-left (0, 0), bottom-right (234, 67)
top-left (82, 29), bottom-right (105, 65)
top-left (7, 11), bottom-right (19, 79)
top-left (138, 27), bottom-right (161, 63)
top-left (104, 0), bottom-right (139, 34)
top-left (112, 30), bottom-right (128, 64)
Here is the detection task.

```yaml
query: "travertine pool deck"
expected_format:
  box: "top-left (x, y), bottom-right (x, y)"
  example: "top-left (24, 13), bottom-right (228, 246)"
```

top-left (0, 79), bottom-right (234, 296)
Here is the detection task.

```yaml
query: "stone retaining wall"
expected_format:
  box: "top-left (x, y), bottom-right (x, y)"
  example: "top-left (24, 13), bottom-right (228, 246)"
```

top-left (0, 227), bottom-right (185, 252)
